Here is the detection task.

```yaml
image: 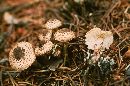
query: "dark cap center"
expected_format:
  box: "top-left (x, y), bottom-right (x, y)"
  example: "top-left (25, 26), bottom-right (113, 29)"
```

top-left (13, 47), bottom-right (25, 60)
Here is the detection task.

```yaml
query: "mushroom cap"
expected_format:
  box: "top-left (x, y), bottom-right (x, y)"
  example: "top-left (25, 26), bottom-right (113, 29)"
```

top-left (9, 42), bottom-right (36, 71)
top-left (35, 41), bottom-right (54, 56)
top-left (38, 29), bottom-right (52, 42)
top-left (85, 27), bottom-right (113, 50)
top-left (54, 28), bottom-right (75, 42)
top-left (44, 19), bottom-right (62, 29)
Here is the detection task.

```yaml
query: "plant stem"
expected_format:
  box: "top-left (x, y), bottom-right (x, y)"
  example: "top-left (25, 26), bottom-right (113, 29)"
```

top-left (63, 43), bottom-right (68, 66)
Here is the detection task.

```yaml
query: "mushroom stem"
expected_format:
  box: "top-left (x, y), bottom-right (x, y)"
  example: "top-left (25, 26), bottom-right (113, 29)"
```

top-left (31, 60), bottom-right (42, 68)
top-left (63, 43), bottom-right (68, 66)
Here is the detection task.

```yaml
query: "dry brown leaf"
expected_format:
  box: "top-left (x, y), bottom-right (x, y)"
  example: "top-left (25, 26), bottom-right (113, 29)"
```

top-left (124, 46), bottom-right (130, 58)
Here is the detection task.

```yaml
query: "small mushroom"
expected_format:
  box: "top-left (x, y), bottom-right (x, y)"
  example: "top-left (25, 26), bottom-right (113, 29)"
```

top-left (9, 42), bottom-right (36, 71)
top-left (38, 29), bottom-right (52, 42)
top-left (85, 27), bottom-right (113, 62)
top-left (54, 28), bottom-right (75, 65)
top-left (35, 41), bottom-right (54, 56)
top-left (54, 28), bottom-right (75, 42)
top-left (44, 19), bottom-right (62, 29)
top-left (85, 27), bottom-right (113, 51)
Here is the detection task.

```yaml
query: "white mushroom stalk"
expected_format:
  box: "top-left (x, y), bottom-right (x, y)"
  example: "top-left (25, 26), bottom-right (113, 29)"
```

top-left (9, 42), bottom-right (36, 71)
top-left (35, 41), bottom-right (54, 56)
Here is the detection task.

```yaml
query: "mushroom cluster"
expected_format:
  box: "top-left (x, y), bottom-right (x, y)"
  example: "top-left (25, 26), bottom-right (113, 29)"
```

top-left (36, 19), bottom-right (76, 56)
top-left (8, 19), bottom-right (114, 71)
top-left (9, 18), bottom-right (76, 71)
top-left (35, 19), bottom-right (62, 56)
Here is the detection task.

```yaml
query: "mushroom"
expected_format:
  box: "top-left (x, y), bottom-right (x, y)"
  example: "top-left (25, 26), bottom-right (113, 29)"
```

top-left (44, 19), bottom-right (62, 30)
top-left (85, 27), bottom-right (113, 62)
top-left (54, 28), bottom-right (75, 42)
top-left (9, 42), bottom-right (36, 71)
top-left (35, 41), bottom-right (54, 56)
top-left (38, 29), bottom-right (52, 42)
top-left (54, 28), bottom-right (75, 65)
top-left (85, 27), bottom-right (113, 51)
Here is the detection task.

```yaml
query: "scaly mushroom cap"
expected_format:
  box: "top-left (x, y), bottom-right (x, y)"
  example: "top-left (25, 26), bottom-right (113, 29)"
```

top-left (9, 42), bottom-right (36, 71)
top-left (35, 41), bottom-right (54, 56)
top-left (38, 29), bottom-right (52, 42)
top-left (85, 27), bottom-right (113, 50)
top-left (54, 28), bottom-right (75, 42)
top-left (44, 19), bottom-right (62, 29)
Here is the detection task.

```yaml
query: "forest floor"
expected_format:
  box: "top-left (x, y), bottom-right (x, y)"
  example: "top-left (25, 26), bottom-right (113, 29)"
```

top-left (0, 0), bottom-right (130, 86)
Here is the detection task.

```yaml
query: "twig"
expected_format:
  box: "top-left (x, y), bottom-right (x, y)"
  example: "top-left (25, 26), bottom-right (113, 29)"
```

top-left (103, 0), bottom-right (121, 19)
top-left (111, 24), bottom-right (122, 38)
top-left (69, 61), bottom-right (88, 75)
top-left (7, 71), bottom-right (19, 86)
top-left (17, 30), bottom-right (33, 42)
top-left (116, 38), bottom-right (127, 47)
top-left (109, 77), bottom-right (128, 85)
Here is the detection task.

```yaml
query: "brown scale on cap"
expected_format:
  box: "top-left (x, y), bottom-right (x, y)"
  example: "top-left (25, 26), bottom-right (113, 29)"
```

top-left (9, 42), bottom-right (36, 71)
top-left (13, 47), bottom-right (25, 60)
top-left (54, 28), bottom-right (75, 42)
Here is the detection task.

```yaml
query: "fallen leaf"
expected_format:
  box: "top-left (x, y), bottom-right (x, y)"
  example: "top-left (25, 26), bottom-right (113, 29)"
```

top-left (124, 46), bottom-right (130, 58)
